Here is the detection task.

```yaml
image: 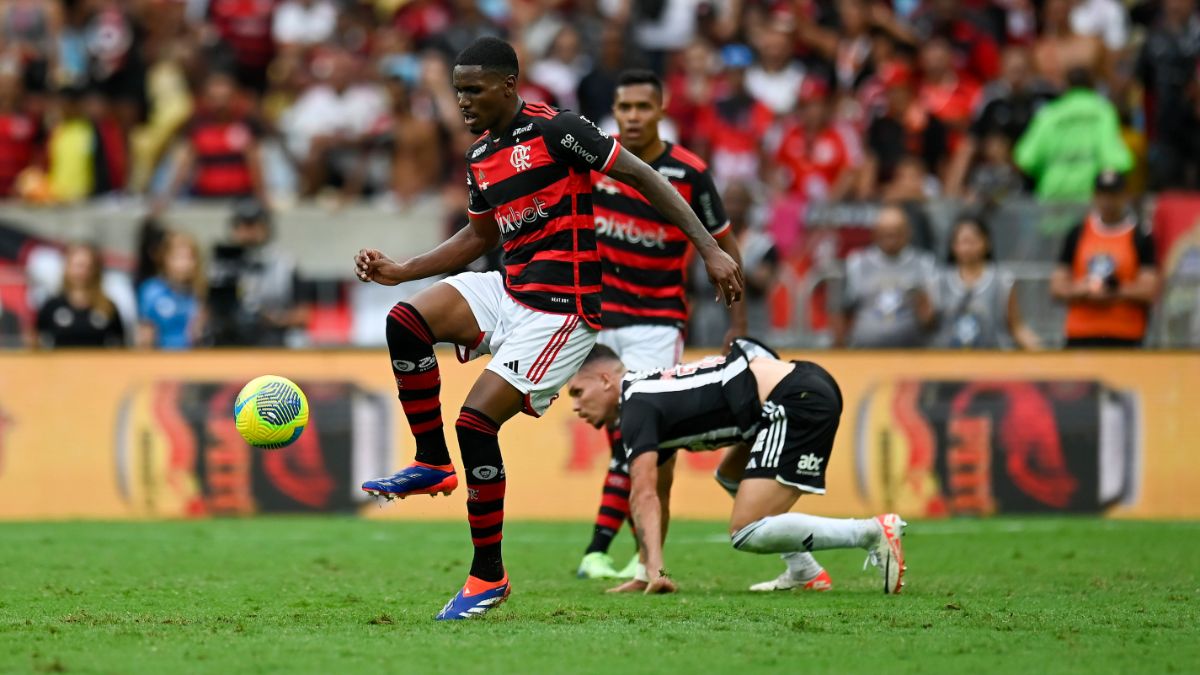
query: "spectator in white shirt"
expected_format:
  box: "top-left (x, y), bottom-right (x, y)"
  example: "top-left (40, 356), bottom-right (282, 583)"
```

top-left (273, 0), bottom-right (337, 51)
top-left (283, 50), bottom-right (387, 199)
top-left (746, 23), bottom-right (806, 116)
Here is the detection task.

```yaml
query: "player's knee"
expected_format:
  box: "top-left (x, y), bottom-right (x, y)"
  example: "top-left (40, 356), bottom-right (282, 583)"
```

top-left (730, 517), bottom-right (772, 553)
top-left (386, 302), bottom-right (435, 346)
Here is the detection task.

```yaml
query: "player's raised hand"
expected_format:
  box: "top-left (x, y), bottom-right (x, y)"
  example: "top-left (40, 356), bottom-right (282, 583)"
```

top-left (702, 247), bottom-right (744, 307)
top-left (644, 574), bottom-right (677, 595)
top-left (354, 248), bottom-right (406, 286)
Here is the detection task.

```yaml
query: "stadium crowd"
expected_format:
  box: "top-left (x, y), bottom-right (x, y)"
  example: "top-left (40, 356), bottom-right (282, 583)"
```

top-left (0, 0), bottom-right (1191, 349)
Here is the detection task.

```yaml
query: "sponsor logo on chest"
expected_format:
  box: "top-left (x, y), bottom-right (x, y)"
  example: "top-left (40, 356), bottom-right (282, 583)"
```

top-left (496, 197), bottom-right (550, 235)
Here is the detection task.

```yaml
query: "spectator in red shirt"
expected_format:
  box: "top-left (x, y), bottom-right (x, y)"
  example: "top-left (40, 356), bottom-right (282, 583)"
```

top-left (664, 39), bottom-right (720, 148)
top-left (207, 0), bottom-right (275, 94)
top-left (693, 43), bottom-right (774, 190)
top-left (859, 63), bottom-right (950, 199)
top-left (774, 77), bottom-right (863, 203)
top-left (918, 36), bottom-right (981, 151)
top-left (0, 72), bottom-right (41, 197)
top-left (911, 0), bottom-right (1001, 83)
top-left (159, 71), bottom-right (264, 204)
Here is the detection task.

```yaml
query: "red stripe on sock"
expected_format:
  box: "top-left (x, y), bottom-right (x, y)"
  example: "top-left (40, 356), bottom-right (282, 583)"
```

top-left (600, 493), bottom-right (629, 511)
top-left (467, 482), bottom-right (506, 502)
top-left (410, 417), bottom-right (443, 435)
top-left (468, 511), bottom-right (505, 529)
top-left (596, 515), bottom-right (623, 530)
top-left (397, 369), bottom-right (440, 389)
top-left (471, 533), bottom-right (503, 546)
top-left (457, 418), bottom-right (497, 436)
top-left (457, 410), bottom-right (499, 435)
top-left (389, 306), bottom-right (433, 343)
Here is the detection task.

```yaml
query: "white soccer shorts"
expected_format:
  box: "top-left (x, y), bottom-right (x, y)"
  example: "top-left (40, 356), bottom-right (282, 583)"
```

top-left (442, 271), bottom-right (598, 417)
top-left (596, 324), bottom-right (684, 372)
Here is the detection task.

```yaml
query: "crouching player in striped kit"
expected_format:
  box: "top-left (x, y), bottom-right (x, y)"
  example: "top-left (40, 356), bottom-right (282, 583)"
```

top-left (567, 339), bottom-right (907, 594)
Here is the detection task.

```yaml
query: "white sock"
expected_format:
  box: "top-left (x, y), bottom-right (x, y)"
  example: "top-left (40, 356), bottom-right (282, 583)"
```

top-left (732, 513), bottom-right (880, 554)
top-left (781, 551), bottom-right (823, 581)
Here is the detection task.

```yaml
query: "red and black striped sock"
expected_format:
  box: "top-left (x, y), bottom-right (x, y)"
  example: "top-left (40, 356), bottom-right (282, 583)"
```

top-left (457, 407), bottom-right (505, 582)
top-left (586, 426), bottom-right (633, 555)
top-left (387, 302), bottom-right (450, 467)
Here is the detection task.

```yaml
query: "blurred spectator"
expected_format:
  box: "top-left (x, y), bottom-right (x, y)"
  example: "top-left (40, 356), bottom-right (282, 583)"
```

top-left (834, 205), bottom-right (937, 348)
top-left (376, 75), bottom-right (444, 205)
top-left (529, 25), bottom-right (588, 112)
top-left (36, 243), bottom-right (125, 348)
top-left (1032, 0), bottom-right (1105, 90)
top-left (859, 63), bottom-right (949, 199)
top-left (45, 86), bottom-right (97, 202)
top-left (688, 181), bottom-right (778, 345)
top-left (931, 215), bottom-right (1040, 349)
top-left (577, 24), bottom-right (642, 124)
top-left (910, 0), bottom-right (1001, 83)
top-left (160, 71), bottom-right (264, 202)
top-left (137, 231), bottom-right (205, 350)
top-left (0, 71), bottom-right (42, 198)
top-left (664, 39), bottom-right (718, 148)
top-left (1051, 170), bottom-right (1159, 347)
top-left (283, 50), bottom-right (386, 199)
top-left (964, 132), bottom-right (1025, 207)
top-left (273, 0), bottom-right (337, 52)
top-left (945, 45), bottom-right (1055, 197)
top-left (1136, 0), bottom-right (1200, 190)
top-left (129, 41), bottom-right (193, 193)
top-left (747, 22), bottom-right (806, 116)
top-left (693, 43), bottom-right (773, 190)
top-left (795, 0), bottom-right (876, 94)
top-left (917, 37), bottom-right (981, 150)
top-left (84, 0), bottom-right (145, 130)
top-left (1014, 68), bottom-right (1132, 201)
top-left (1070, 0), bottom-right (1130, 57)
top-left (207, 199), bottom-right (309, 347)
top-left (629, 0), bottom-right (708, 71)
top-left (429, 0), bottom-right (504, 60)
top-left (881, 155), bottom-right (938, 251)
top-left (0, 0), bottom-right (61, 95)
top-left (206, 0), bottom-right (275, 94)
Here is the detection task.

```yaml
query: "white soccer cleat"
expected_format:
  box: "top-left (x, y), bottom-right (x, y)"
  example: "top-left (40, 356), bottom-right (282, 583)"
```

top-left (750, 568), bottom-right (833, 592)
top-left (865, 513), bottom-right (907, 594)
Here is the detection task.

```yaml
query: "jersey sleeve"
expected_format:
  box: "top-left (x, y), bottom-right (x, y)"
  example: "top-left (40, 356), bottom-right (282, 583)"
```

top-left (542, 110), bottom-right (621, 174)
top-left (465, 166), bottom-right (491, 217)
top-left (690, 169), bottom-right (730, 237)
top-left (1058, 224), bottom-right (1082, 266)
top-left (618, 398), bottom-right (662, 462)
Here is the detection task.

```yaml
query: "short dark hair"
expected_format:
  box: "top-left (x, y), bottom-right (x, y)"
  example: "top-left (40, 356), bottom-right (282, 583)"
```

top-left (947, 214), bottom-right (995, 264)
top-left (455, 37), bottom-right (519, 78)
top-left (616, 69), bottom-right (664, 95)
top-left (581, 344), bottom-right (623, 369)
top-left (1065, 67), bottom-right (1093, 90)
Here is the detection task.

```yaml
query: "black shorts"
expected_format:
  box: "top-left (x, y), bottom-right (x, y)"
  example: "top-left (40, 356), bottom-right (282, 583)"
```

top-left (744, 361), bottom-right (843, 493)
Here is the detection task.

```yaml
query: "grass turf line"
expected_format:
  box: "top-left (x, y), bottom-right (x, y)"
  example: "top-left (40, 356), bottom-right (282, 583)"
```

top-left (1, 518), bottom-right (1197, 674)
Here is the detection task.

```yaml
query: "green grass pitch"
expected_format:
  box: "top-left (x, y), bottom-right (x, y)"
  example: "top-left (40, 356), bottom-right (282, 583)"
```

top-left (1, 518), bottom-right (1197, 674)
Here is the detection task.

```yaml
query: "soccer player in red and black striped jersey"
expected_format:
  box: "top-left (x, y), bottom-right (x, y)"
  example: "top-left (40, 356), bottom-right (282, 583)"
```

top-left (353, 38), bottom-right (743, 620)
top-left (576, 70), bottom-right (747, 581)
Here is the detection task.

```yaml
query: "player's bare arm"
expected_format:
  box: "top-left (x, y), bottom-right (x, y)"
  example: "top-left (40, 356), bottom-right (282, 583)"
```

top-left (606, 151), bottom-right (744, 306)
top-left (716, 232), bottom-right (748, 346)
top-left (354, 215), bottom-right (500, 286)
top-left (626, 452), bottom-right (676, 594)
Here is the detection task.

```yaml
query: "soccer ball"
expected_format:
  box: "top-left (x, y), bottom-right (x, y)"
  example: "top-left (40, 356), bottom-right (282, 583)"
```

top-left (233, 375), bottom-right (309, 449)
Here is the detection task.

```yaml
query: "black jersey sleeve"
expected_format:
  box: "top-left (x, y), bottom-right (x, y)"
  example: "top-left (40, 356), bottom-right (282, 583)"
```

top-left (618, 397), bottom-right (662, 462)
top-left (541, 111), bottom-right (620, 174)
top-left (465, 165), bottom-right (491, 216)
top-left (690, 168), bottom-right (730, 236)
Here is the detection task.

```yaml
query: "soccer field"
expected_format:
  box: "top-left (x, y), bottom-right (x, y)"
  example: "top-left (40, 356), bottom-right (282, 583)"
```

top-left (1, 518), bottom-right (1197, 674)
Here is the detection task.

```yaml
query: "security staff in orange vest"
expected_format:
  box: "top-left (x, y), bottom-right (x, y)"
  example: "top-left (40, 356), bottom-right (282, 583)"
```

top-left (1050, 170), bottom-right (1159, 347)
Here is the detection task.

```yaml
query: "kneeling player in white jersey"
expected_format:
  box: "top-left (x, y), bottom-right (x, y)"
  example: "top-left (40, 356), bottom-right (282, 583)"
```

top-left (567, 339), bottom-right (906, 594)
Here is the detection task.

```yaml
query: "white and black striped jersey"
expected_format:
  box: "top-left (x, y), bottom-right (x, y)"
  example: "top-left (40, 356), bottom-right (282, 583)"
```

top-left (618, 337), bottom-right (778, 462)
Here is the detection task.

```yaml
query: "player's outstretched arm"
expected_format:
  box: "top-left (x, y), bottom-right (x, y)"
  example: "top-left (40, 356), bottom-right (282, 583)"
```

top-left (355, 215), bottom-right (500, 286)
top-left (627, 452), bottom-right (676, 594)
top-left (606, 151), bottom-right (744, 307)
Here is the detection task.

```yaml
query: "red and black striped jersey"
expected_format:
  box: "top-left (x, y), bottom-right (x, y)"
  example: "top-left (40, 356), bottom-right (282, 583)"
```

top-left (186, 113), bottom-right (262, 198)
top-left (592, 142), bottom-right (729, 328)
top-left (466, 101), bottom-right (620, 329)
